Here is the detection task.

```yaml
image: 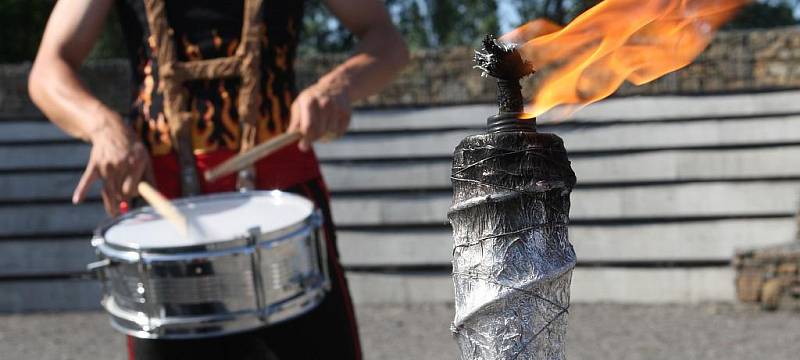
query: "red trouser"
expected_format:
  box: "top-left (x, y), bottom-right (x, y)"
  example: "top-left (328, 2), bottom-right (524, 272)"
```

top-left (127, 148), bottom-right (362, 360)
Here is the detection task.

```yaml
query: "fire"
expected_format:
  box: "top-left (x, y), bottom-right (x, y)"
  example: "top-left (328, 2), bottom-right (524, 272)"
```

top-left (502, 0), bottom-right (750, 117)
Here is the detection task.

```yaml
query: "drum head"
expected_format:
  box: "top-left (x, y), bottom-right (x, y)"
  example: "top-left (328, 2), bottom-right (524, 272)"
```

top-left (103, 191), bottom-right (314, 250)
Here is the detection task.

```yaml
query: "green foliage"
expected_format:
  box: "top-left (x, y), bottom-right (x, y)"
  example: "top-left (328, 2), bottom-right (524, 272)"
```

top-left (299, 0), bottom-right (799, 53)
top-left (726, 0), bottom-right (799, 29)
top-left (511, 0), bottom-right (599, 25)
top-left (0, 0), bottom-right (55, 62)
top-left (430, 0), bottom-right (499, 47)
top-left (0, 0), bottom-right (798, 62)
top-left (399, 2), bottom-right (431, 48)
top-left (90, 9), bottom-right (127, 59)
top-left (299, 0), bottom-right (355, 54)
top-left (388, 0), bottom-right (431, 49)
top-left (300, 0), bottom-right (499, 53)
top-left (0, 0), bottom-right (125, 63)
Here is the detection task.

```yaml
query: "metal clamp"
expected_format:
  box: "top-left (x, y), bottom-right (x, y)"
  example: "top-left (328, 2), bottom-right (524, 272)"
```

top-left (312, 210), bottom-right (331, 292)
top-left (86, 258), bottom-right (117, 291)
top-left (246, 229), bottom-right (267, 320)
top-left (87, 258), bottom-right (113, 272)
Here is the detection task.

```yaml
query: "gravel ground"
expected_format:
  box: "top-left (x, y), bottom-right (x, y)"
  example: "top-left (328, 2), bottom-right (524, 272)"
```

top-left (1, 303), bottom-right (799, 359)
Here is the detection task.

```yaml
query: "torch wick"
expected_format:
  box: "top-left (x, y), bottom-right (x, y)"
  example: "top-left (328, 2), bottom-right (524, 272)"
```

top-left (474, 34), bottom-right (534, 114)
top-left (474, 34), bottom-right (536, 128)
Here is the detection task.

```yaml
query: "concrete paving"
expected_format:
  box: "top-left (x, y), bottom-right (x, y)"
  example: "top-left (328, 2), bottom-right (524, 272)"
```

top-left (1, 303), bottom-right (799, 359)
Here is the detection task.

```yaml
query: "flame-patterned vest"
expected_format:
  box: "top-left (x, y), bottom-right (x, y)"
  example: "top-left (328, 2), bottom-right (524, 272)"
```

top-left (117, 0), bottom-right (316, 196)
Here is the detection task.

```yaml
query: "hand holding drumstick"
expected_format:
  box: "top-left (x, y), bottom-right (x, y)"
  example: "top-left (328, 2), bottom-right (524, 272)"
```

top-left (288, 82), bottom-right (352, 152)
top-left (69, 110), bottom-right (154, 217)
top-left (206, 83), bottom-right (351, 182)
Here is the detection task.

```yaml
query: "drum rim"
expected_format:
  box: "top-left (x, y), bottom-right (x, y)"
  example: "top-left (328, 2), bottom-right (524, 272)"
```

top-left (103, 285), bottom-right (327, 339)
top-left (95, 190), bottom-right (317, 254)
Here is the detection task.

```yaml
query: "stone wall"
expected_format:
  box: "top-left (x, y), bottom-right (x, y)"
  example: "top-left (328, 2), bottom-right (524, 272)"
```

top-left (1, 26), bottom-right (799, 118)
top-left (622, 26), bottom-right (800, 95)
top-left (298, 26), bottom-right (800, 107)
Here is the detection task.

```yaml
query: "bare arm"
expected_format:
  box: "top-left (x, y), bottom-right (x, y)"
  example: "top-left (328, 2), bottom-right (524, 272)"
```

top-left (289, 0), bottom-right (409, 150)
top-left (29, 0), bottom-right (115, 140)
top-left (29, 0), bottom-right (150, 215)
top-left (319, 0), bottom-right (410, 101)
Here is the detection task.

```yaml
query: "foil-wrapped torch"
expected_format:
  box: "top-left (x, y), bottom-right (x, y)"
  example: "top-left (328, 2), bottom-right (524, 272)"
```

top-left (448, 35), bottom-right (577, 360)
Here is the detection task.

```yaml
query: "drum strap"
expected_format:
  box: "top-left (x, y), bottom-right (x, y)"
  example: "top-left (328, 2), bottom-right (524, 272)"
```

top-left (142, 0), bottom-right (265, 195)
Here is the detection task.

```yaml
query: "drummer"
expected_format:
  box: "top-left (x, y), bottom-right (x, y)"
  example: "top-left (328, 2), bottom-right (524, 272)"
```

top-left (28, 1), bottom-right (408, 359)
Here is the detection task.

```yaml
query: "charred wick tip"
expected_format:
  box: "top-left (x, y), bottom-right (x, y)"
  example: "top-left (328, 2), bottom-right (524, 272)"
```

top-left (473, 34), bottom-right (535, 81)
top-left (474, 34), bottom-right (534, 114)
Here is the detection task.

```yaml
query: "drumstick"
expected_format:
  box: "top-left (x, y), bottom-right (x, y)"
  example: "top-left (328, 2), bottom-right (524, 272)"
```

top-left (205, 132), bottom-right (302, 182)
top-left (137, 182), bottom-right (188, 237)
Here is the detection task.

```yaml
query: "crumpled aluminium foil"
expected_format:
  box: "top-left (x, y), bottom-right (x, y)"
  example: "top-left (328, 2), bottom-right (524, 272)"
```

top-left (449, 130), bottom-right (576, 360)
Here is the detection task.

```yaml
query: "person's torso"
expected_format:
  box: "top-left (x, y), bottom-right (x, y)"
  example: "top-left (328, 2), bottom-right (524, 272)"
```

top-left (116, 0), bottom-right (322, 196)
top-left (116, 0), bottom-right (305, 156)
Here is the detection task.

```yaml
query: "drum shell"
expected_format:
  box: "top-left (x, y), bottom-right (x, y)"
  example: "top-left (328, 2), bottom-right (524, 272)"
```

top-left (90, 195), bottom-right (329, 339)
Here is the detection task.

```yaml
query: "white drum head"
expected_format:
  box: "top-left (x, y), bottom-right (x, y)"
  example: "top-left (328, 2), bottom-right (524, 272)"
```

top-left (104, 191), bottom-right (314, 250)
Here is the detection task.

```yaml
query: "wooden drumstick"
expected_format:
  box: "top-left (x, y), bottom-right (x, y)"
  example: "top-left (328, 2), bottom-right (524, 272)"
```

top-left (137, 182), bottom-right (188, 237)
top-left (204, 132), bottom-right (302, 182)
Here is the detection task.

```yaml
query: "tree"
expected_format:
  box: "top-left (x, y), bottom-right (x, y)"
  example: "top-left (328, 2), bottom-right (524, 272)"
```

top-left (300, 0), bottom-right (499, 52)
top-left (510, 0), bottom-right (599, 26)
top-left (0, 0), bottom-right (125, 62)
top-left (430, 0), bottom-right (499, 47)
top-left (388, 0), bottom-right (432, 50)
top-left (0, 0), bottom-right (55, 62)
top-left (2, 0), bottom-right (798, 63)
top-left (300, 0), bottom-right (355, 54)
top-left (726, 0), bottom-right (799, 29)
top-left (508, 0), bottom-right (800, 30)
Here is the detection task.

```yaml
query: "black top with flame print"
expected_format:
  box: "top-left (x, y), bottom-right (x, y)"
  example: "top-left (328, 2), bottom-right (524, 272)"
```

top-left (116, 0), bottom-right (304, 156)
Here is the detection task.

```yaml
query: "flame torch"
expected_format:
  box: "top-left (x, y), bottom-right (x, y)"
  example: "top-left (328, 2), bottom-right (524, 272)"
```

top-left (448, 35), bottom-right (577, 359)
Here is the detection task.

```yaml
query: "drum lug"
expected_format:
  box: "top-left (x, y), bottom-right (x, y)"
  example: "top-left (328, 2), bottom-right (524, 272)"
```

top-left (90, 236), bottom-right (105, 247)
top-left (315, 228), bottom-right (331, 292)
top-left (87, 258), bottom-right (113, 272)
top-left (86, 258), bottom-right (115, 286)
top-left (247, 232), bottom-right (268, 320)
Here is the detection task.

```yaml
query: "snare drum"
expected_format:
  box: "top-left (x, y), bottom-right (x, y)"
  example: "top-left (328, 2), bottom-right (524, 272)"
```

top-left (88, 190), bottom-right (329, 339)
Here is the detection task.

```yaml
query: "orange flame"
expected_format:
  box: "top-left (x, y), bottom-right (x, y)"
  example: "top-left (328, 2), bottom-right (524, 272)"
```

top-left (218, 81), bottom-right (241, 149)
top-left (502, 0), bottom-right (749, 117)
top-left (192, 99), bottom-right (217, 152)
